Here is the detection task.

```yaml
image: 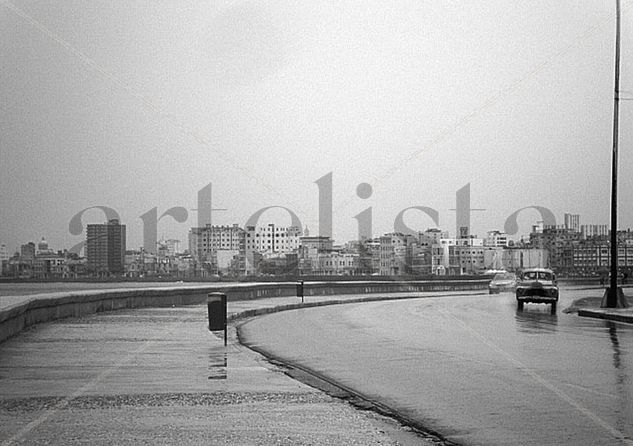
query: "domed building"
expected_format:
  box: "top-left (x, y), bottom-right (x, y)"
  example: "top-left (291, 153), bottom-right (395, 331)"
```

top-left (36, 237), bottom-right (53, 255)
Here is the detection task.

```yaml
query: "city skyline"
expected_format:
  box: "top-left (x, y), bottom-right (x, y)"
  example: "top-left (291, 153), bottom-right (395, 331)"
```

top-left (2, 2), bottom-right (633, 255)
top-left (4, 215), bottom-right (631, 279)
top-left (0, 209), bottom-right (614, 257)
top-left (0, 187), bottom-right (625, 255)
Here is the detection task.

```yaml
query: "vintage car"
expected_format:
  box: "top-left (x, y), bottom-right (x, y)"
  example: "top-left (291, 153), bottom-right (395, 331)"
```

top-left (515, 268), bottom-right (559, 312)
top-left (488, 272), bottom-right (517, 294)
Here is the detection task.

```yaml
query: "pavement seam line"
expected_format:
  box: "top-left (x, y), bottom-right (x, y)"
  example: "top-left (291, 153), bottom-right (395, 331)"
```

top-left (437, 307), bottom-right (633, 445)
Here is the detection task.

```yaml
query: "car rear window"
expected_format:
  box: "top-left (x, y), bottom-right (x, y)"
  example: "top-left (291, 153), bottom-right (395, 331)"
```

top-left (523, 271), bottom-right (553, 280)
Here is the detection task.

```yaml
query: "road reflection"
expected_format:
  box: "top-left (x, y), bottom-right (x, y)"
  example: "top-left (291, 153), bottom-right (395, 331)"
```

top-left (208, 349), bottom-right (227, 380)
top-left (606, 321), bottom-right (632, 435)
top-left (608, 322), bottom-right (622, 370)
top-left (514, 306), bottom-right (558, 334)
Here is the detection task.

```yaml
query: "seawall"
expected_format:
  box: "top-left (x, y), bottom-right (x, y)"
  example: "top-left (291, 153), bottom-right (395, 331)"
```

top-left (0, 280), bottom-right (488, 343)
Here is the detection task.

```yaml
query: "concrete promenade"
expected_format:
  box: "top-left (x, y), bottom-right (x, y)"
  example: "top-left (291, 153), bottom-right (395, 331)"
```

top-left (0, 287), bottom-right (481, 445)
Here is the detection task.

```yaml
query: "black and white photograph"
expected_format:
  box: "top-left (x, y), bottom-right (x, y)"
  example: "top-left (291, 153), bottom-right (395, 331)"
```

top-left (1, 1), bottom-right (633, 444)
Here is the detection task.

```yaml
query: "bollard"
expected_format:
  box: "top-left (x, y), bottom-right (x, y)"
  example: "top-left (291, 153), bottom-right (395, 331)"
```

top-left (296, 280), bottom-right (304, 303)
top-left (207, 292), bottom-right (227, 345)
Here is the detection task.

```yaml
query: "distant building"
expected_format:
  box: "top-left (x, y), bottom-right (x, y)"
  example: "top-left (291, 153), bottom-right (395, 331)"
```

top-left (36, 237), bottom-right (53, 255)
top-left (157, 239), bottom-right (181, 258)
top-left (86, 219), bottom-right (126, 276)
top-left (581, 224), bottom-right (608, 239)
top-left (568, 229), bottom-right (633, 277)
top-left (189, 224), bottom-right (245, 276)
top-left (298, 236), bottom-right (334, 275)
top-left (406, 240), bottom-right (432, 275)
top-left (190, 225), bottom-right (244, 258)
top-left (245, 224), bottom-right (302, 254)
top-left (0, 244), bottom-right (8, 263)
top-left (33, 253), bottom-right (66, 279)
top-left (418, 228), bottom-right (448, 246)
top-left (379, 233), bottom-right (407, 275)
top-left (450, 245), bottom-right (485, 274)
top-left (564, 213), bottom-right (580, 232)
top-left (0, 244), bottom-right (9, 277)
top-left (359, 238), bottom-right (381, 275)
top-left (431, 242), bottom-right (452, 275)
top-left (20, 242), bottom-right (35, 260)
top-left (483, 248), bottom-right (549, 272)
top-left (299, 236), bottom-right (333, 253)
top-left (311, 252), bottom-right (360, 276)
top-left (530, 226), bottom-right (581, 274)
top-left (485, 231), bottom-right (509, 248)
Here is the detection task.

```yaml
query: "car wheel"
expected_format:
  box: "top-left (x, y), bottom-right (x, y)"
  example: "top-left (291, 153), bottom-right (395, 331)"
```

top-left (517, 301), bottom-right (524, 311)
top-left (551, 302), bottom-right (557, 314)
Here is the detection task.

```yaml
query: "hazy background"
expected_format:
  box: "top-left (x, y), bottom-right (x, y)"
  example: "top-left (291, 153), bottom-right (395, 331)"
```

top-left (2, 0), bottom-right (632, 253)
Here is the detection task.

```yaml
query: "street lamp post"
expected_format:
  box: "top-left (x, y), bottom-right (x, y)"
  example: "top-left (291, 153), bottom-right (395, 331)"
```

top-left (606, 0), bottom-right (625, 307)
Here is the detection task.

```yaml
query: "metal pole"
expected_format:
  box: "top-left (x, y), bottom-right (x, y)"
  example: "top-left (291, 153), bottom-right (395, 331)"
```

top-left (608, 0), bottom-right (621, 307)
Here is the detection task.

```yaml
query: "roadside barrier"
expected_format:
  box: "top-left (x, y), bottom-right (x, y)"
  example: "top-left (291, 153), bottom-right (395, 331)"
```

top-left (0, 279), bottom-right (488, 343)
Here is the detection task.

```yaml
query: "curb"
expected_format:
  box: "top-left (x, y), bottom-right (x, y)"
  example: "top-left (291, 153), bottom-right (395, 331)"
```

top-left (577, 308), bottom-right (633, 324)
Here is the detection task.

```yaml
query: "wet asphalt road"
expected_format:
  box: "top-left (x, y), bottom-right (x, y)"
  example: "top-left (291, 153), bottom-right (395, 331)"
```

top-left (241, 287), bottom-right (633, 446)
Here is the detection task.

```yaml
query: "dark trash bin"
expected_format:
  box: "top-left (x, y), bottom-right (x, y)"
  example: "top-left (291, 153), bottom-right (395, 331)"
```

top-left (207, 292), bottom-right (227, 345)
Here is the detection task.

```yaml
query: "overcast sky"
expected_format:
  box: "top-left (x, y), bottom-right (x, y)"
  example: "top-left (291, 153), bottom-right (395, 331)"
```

top-left (1, 1), bottom-right (633, 253)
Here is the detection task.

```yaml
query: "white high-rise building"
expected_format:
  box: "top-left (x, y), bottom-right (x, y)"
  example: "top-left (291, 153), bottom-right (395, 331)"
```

top-left (564, 213), bottom-right (580, 232)
top-left (245, 224), bottom-right (302, 255)
top-left (189, 224), bottom-right (244, 261)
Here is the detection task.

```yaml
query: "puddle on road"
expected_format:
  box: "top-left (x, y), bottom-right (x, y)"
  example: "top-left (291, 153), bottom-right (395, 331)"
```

top-left (514, 307), bottom-right (558, 334)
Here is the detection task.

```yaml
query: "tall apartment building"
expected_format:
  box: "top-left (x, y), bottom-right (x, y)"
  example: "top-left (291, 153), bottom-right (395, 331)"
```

top-left (245, 224), bottom-right (302, 254)
top-left (0, 244), bottom-right (8, 262)
top-left (0, 243), bottom-right (8, 277)
top-left (189, 224), bottom-right (244, 260)
top-left (86, 219), bottom-right (126, 275)
top-left (564, 213), bottom-right (580, 232)
top-left (188, 224), bottom-right (245, 275)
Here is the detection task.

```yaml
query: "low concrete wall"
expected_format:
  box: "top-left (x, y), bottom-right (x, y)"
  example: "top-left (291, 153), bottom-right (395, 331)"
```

top-left (0, 280), bottom-right (488, 343)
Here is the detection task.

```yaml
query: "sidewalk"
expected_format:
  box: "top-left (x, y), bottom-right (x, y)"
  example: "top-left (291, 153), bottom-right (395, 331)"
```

top-left (566, 291), bottom-right (633, 324)
top-left (0, 290), bottom-right (468, 445)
